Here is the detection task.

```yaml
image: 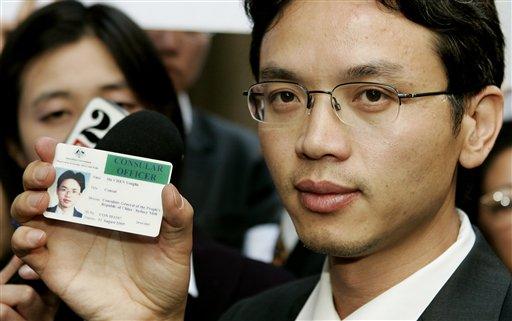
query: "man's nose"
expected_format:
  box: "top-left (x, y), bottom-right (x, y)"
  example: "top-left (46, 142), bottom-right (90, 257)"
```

top-left (295, 94), bottom-right (352, 161)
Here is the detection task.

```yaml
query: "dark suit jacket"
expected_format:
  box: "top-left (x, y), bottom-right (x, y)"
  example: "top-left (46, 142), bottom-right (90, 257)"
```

top-left (46, 205), bottom-right (83, 218)
top-left (220, 228), bottom-right (512, 321)
top-left (185, 233), bottom-right (294, 321)
top-left (181, 109), bottom-right (281, 250)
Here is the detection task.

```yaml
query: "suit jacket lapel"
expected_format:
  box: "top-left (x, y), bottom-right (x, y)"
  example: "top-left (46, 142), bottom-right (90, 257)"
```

top-left (419, 228), bottom-right (511, 321)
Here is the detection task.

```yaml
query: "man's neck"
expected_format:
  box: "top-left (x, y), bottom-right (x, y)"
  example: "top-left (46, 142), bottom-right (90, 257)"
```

top-left (329, 201), bottom-right (461, 319)
top-left (58, 205), bottom-right (74, 215)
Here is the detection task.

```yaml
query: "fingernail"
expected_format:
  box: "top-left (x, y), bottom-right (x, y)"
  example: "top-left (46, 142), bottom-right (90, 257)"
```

top-left (19, 264), bottom-right (37, 279)
top-left (35, 165), bottom-right (50, 181)
top-left (27, 230), bottom-right (45, 246)
top-left (28, 193), bottom-right (43, 207)
top-left (172, 185), bottom-right (184, 209)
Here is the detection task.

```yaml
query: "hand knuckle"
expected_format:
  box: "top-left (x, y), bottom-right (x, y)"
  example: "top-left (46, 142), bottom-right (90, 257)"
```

top-left (0, 304), bottom-right (10, 318)
top-left (20, 285), bottom-right (36, 302)
top-left (11, 228), bottom-right (29, 256)
top-left (10, 193), bottom-right (29, 222)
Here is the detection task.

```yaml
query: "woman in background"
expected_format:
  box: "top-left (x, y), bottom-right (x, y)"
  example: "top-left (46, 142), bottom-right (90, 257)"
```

top-left (457, 120), bottom-right (511, 272)
top-left (0, 2), bottom-right (181, 319)
top-left (0, 2), bottom-right (291, 320)
top-left (478, 120), bottom-right (511, 272)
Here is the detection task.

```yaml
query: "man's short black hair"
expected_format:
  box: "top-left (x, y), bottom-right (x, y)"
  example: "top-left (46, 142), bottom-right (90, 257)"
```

top-left (244, 0), bottom-right (505, 134)
top-left (57, 170), bottom-right (86, 193)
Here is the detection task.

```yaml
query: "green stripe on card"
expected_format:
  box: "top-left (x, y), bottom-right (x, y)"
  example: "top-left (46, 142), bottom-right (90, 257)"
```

top-left (104, 155), bottom-right (171, 184)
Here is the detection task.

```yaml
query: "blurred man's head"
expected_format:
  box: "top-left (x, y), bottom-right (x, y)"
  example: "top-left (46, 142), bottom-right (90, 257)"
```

top-left (147, 30), bottom-right (211, 92)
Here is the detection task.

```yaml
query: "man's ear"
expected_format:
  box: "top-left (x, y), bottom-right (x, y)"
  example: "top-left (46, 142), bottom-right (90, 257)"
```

top-left (5, 138), bottom-right (29, 168)
top-left (459, 85), bottom-right (503, 169)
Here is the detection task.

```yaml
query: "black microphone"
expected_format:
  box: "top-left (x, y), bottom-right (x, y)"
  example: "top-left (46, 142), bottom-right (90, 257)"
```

top-left (95, 110), bottom-right (185, 185)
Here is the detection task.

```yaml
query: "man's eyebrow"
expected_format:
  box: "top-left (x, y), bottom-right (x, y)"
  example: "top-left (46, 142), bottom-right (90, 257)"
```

top-left (259, 62), bottom-right (404, 83)
top-left (32, 91), bottom-right (71, 107)
top-left (100, 81), bottom-right (129, 91)
top-left (259, 67), bottom-right (301, 82)
top-left (345, 61), bottom-right (404, 80)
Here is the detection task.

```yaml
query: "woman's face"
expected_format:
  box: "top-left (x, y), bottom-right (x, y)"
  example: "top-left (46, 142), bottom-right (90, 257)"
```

top-left (11, 36), bottom-right (143, 166)
top-left (57, 178), bottom-right (82, 209)
top-left (479, 147), bottom-right (512, 271)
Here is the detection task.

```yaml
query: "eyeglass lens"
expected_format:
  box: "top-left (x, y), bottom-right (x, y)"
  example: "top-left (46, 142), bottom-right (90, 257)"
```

top-left (247, 82), bottom-right (401, 126)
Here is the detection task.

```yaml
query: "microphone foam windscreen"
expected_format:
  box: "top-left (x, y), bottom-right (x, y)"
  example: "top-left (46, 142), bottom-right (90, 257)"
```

top-left (95, 110), bottom-right (184, 171)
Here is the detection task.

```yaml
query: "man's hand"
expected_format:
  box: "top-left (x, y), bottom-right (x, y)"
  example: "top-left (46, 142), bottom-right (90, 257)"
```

top-left (0, 256), bottom-right (59, 321)
top-left (10, 137), bottom-right (193, 321)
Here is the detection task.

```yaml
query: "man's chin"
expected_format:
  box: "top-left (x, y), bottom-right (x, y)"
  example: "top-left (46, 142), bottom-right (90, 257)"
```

top-left (298, 229), bottom-right (380, 258)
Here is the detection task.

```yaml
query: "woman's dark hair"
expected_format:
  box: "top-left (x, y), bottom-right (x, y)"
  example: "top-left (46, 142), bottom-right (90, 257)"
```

top-left (244, 0), bottom-right (505, 134)
top-left (0, 0), bottom-right (184, 203)
top-left (484, 120), bottom-right (512, 176)
top-left (57, 170), bottom-right (86, 193)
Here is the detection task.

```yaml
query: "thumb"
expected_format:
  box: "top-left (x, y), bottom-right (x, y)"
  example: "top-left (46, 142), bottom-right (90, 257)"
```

top-left (159, 184), bottom-right (193, 261)
top-left (34, 137), bottom-right (58, 163)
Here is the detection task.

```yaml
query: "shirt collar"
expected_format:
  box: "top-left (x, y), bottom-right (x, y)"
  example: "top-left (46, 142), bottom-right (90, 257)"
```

top-left (177, 92), bottom-right (194, 135)
top-left (55, 206), bottom-right (74, 216)
top-left (188, 254), bottom-right (199, 297)
top-left (296, 209), bottom-right (476, 320)
top-left (177, 92), bottom-right (197, 298)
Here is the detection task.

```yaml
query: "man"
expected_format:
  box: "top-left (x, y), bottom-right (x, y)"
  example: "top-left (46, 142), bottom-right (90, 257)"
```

top-left (146, 30), bottom-right (282, 260)
top-left (9, 0), bottom-right (510, 320)
top-left (46, 170), bottom-right (85, 218)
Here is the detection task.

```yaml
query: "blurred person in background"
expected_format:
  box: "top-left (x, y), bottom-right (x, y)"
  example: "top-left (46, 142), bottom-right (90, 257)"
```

top-left (0, 1), bottom-right (292, 320)
top-left (479, 120), bottom-right (512, 272)
top-left (457, 119), bottom-right (512, 272)
top-left (457, 87), bottom-right (511, 272)
top-left (0, 1), bottom-right (181, 319)
top-left (147, 30), bottom-right (282, 262)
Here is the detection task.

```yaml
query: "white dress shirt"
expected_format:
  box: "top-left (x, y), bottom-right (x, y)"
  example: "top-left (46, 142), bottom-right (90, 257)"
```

top-left (54, 205), bottom-right (75, 217)
top-left (296, 210), bottom-right (476, 320)
top-left (189, 255), bottom-right (198, 297)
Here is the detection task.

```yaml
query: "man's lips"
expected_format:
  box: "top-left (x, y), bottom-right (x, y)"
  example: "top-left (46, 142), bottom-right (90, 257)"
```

top-left (295, 180), bottom-right (360, 213)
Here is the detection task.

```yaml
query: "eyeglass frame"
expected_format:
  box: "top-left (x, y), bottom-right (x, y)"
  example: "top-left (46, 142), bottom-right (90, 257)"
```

top-left (243, 80), bottom-right (453, 124)
top-left (480, 187), bottom-right (512, 213)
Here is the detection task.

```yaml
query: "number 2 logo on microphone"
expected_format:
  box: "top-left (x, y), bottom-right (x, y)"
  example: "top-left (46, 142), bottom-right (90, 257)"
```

top-left (66, 98), bottom-right (128, 148)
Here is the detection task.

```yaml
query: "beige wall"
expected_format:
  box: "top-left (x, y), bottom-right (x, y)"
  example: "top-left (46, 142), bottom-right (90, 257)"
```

top-left (189, 33), bottom-right (257, 132)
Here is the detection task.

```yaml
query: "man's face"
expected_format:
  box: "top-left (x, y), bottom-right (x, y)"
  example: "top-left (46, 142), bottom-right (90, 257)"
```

top-left (146, 30), bottom-right (211, 92)
top-left (258, 1), bottom-right (463, 257)
top-left (57, 178), bottom-right (82, 209)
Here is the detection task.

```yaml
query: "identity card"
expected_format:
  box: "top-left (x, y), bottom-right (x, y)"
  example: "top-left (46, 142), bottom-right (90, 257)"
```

top-left (44, 143), bottom-right (173, 237)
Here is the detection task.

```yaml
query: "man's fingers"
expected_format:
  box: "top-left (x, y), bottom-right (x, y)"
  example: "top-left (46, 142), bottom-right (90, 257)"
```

top-left (18, 265), bottom-right (40, 281)
top-left (0, 284), bottom-right (45, 310)
top-left (0, 284), bottom-right (58, 321)
top-left (11, 191), bottom-right (49, 224)
top-left (11, 226), bottom-right (48, 274)
top-left (34, 137), bottom-right (58, 163)
top-left (0, 303), bottom-right (25, 321)
top-left (22, 161), bottom-right (55, 191)
top-left (160, 184), bottom-right (194, 258)
top-left (0, 256), bottom-right (23, 284)
top-left (21, 137), bottom-right (57, 191)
